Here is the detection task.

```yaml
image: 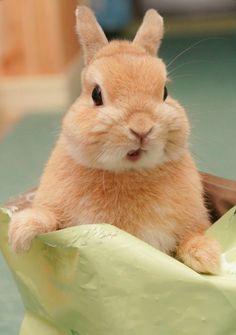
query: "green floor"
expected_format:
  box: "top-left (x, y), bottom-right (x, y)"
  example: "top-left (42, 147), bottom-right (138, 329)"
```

top-left (0, 32), bottom-right (236, 333)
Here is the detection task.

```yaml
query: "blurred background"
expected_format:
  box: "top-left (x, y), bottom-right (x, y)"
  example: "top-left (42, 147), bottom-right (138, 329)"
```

top-left (0, 0), bottom-right (236, 333)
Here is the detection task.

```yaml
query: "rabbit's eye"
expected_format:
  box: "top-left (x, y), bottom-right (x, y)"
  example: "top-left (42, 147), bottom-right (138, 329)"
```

top-left (163, 86), bottom-right (168, 101)
top-left (92, 85), bottom-right (103, 106)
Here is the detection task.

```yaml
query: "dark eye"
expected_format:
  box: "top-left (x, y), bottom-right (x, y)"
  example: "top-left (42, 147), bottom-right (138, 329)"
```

top-left (92, 85), bottom-right (103, 106)
top-left (163, 86), bottom-right (168, 101)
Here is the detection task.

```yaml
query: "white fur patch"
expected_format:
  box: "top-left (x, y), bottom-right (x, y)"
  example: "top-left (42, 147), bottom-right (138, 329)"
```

top-left (85, 66), bottom-right (104, 87)
top-left (62, 131), bottom-right (169, 173)
top-left (138, 226), bottom-right (177, 254)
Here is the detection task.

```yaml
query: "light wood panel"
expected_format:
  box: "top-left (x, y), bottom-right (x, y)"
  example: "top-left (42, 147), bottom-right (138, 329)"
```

top-left (0, 0), bottom-right (80, 76)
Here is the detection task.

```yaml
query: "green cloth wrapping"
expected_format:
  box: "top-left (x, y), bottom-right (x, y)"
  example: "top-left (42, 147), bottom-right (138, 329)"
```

top-left (1, 207), bottom-right (236, 335)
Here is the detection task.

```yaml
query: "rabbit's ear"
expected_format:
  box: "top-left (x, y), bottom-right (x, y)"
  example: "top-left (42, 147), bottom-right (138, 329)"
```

top-left (76, 6), bottom-right (108, 64)
top-left (133, 9), bottom-right (163, 56)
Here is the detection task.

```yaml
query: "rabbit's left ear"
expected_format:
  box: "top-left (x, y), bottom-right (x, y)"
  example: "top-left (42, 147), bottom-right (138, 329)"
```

top-left (76, 6), bottom-right (108, 65)
top-left (133, 9), bottom-right (164, 56)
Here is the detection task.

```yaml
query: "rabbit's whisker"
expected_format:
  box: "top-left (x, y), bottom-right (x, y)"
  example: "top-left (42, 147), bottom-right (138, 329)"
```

top-left (167, 38), bottom-right (218, 69)
top-left (168, 60), bottom-right (206, 77)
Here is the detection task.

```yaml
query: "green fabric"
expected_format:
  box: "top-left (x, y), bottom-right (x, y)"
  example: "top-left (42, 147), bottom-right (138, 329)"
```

top-left (1, 206), bottom-right (236, 335)
top-left (0, 113), bottom-right (63, 204)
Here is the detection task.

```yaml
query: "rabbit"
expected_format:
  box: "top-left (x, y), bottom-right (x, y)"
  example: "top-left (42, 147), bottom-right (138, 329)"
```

top-left (8, 6), bottom-right (221, 274)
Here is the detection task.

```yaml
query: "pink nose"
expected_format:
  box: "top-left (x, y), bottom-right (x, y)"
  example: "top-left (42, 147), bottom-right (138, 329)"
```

top-left (129, 127), bottom-right (153, 140)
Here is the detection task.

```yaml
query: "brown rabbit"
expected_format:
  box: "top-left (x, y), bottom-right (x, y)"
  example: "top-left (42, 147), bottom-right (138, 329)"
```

top-left (9, 6), bottom-right (221, 274)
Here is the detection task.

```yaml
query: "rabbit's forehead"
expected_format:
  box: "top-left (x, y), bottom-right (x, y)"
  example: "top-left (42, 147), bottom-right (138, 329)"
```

top-left (85, 55), bottom-right (166, 97)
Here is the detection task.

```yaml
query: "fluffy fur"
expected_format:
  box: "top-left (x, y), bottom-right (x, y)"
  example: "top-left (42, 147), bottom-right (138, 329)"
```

top-left (9, 6), bottom-right (221, 274)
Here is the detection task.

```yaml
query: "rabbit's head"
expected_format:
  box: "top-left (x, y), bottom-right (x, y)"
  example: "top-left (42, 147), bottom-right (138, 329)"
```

top-left (62, 6), bottom-right (190, 172)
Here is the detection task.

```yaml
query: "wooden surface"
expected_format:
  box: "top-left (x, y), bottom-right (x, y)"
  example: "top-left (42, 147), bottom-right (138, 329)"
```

top-left (0, 0), bottom-right (80, 76)
top-left (202, 172), bottom-right (236, 221)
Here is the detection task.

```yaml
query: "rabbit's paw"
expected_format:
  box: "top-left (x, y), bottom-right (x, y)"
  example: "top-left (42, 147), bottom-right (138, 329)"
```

top-left (177, 235), bottom-right (221, 275)
top-left (8, 208), bottom-right (57, 253)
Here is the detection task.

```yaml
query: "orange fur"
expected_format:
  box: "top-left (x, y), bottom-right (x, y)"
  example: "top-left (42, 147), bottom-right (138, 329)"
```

top-left (9, 6), bottom-right (221, 274)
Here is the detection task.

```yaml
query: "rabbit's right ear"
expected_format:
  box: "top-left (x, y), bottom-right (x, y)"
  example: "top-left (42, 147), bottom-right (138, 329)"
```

top-left (76, 6), bottom-right (108, 65)
top-left (133, 9), bottom-right (163, 56)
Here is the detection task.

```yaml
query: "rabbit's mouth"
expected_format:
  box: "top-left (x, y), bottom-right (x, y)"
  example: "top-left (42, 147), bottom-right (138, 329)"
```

top-left (127, 148), bottom-right (144, 162)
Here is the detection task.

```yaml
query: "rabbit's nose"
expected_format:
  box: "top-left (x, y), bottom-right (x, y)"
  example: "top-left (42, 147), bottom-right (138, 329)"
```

top-left (129, 127), bottom-right (153, 140)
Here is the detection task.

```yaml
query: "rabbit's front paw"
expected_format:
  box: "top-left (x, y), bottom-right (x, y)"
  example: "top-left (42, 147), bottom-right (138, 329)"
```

top-left (8, 208), bottom-right (57, 253)
top-left (177, 235), bottom-right (221, 275)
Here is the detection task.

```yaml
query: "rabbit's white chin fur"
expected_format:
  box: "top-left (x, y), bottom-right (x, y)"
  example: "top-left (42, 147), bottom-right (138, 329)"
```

top-left (61, 136), bottom-right (184, 172)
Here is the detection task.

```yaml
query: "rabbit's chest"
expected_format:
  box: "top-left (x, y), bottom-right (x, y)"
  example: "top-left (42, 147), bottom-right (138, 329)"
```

top-left (73, 192), bottom-right (178, 254)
